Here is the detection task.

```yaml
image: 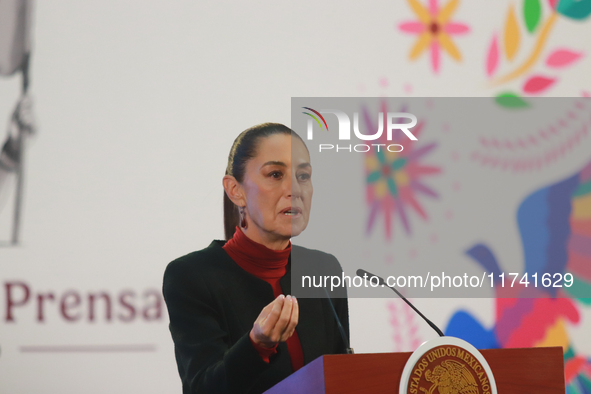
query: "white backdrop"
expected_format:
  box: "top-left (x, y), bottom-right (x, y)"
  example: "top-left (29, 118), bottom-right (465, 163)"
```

top-left (1, 1), bottom-right (590, 393)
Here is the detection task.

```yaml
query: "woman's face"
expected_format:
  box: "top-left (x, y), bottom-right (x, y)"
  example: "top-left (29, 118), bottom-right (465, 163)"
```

top-left (241, 133), bottom-right (312, 247)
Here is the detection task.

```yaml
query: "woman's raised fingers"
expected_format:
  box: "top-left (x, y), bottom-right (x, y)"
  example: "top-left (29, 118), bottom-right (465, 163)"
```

top-left (250, 295), bottom-right (285, 348)
top-left (250, 294), bottom-right (300, 347)
top-left (280, 296), bottom-right (299, 341)
top-left (260, 295), bottom-right (285, 332)
top-left (270, 295), bottom-right (294, 340)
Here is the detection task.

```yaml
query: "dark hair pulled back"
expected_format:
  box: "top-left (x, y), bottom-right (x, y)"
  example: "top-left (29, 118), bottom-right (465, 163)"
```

top-left (223, 123), bottom-right (305, 240)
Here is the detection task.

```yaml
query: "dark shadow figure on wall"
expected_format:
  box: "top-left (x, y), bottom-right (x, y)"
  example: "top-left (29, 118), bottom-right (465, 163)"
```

top-left (0, 0), bottom-right (35, 246)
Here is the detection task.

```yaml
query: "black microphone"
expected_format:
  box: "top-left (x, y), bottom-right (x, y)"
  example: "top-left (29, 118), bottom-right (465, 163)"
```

top-left (321, 285), bottom-right (354, 354)
top-left (356, 269), bottom-right (444, 337)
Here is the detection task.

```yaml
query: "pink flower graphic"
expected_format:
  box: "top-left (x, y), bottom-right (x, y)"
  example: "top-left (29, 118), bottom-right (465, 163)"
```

top-left (399, 0), bottom-right (470, 73)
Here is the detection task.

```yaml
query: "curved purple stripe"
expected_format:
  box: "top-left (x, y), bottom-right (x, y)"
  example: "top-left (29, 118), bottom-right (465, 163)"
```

top-left (465, 244), bottom-right (502, 277)
top-left (366, 201), bottom-right (380, 235)
top-left (303, 107), bottom-right (328, 131)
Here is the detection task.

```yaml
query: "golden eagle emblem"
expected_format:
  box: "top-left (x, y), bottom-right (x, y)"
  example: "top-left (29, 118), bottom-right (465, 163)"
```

top-left (421, 360), bottom-right (479, 394)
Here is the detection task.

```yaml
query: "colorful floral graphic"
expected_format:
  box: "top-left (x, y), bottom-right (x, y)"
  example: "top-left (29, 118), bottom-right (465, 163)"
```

top-left (364, 101), bottom-right (441, 239)
top-left (446, 158), bottom-right (591, 393)
top-left (399, 0), bottom-right (470, 74)
top-left (487, 0), bottom-right (591, 108)
top-left (390, 1), bottom-right (591, 391)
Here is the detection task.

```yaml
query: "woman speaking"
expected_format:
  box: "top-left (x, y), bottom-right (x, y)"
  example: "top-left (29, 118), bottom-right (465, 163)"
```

top-left (163, 123), bottom-right (350, 393)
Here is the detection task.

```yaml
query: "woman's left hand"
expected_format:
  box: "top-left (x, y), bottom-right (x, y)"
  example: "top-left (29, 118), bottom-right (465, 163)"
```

top-left (249, 294), bottom-right (299, 348)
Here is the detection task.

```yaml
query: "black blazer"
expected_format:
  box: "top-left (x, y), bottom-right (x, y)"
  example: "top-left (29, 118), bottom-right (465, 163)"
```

top-left (163, 240), bottom-right (349, 394)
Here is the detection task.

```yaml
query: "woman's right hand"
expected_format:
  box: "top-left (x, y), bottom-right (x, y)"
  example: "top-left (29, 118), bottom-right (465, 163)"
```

top-left (249, 294), bottom-right (299, 349)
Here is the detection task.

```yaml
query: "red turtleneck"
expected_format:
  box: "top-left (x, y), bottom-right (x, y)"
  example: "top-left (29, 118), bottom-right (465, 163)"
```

top-left (222, 227), bottom-right (304, 372)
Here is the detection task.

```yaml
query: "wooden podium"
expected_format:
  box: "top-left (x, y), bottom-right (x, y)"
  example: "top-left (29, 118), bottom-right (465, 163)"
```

top-left (265, 347), bottom-right (565, 393)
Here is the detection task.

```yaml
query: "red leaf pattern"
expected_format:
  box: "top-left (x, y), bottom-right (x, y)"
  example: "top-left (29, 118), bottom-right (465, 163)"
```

top-left (523, 75), bottom-right (557, 94)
